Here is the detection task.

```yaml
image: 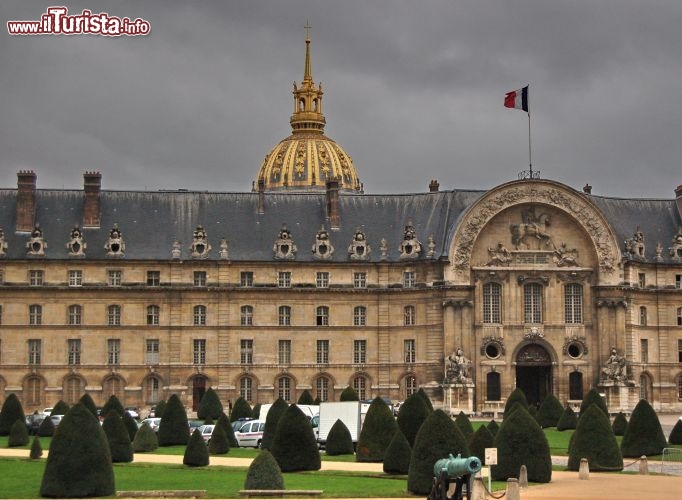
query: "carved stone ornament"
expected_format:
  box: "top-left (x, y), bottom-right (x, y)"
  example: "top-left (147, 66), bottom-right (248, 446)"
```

top-left (444, 348), bottom-right (472, 384)
top-left (516, 343), bottom-right (551, 365)
top-left (190, 225), bottom-right (211, 259)
top-left (273, 224), bottom-right (297, 260)
top-left (655, 242), bottom-right (663, 262)
top-left (623, 227), bottom-right (646, 261)
top-left (480, 336), bottom-right (506, 357)
top-left (510, 206), bottom-right (555, 250)
top-left (523, 326), bottom-right (545, 341)
top-left (669, 227), bottom-right (682, 260)
top-left (449, 181), bottom-right (620, 284)
top-left (553, 242), bottom-right (580, 267)
top-left (218, 239), bottom-right (229, 260)
top-left (66, 226), bottom-right (86, 257)
top-left (398, 220), bottom-right (422, 260)
top-left (600, 346), bottom-right (631, 384)
top-left (486, 242), bottom-right (512, 266)
top-left (562, 336), bottom-right (589, 357)
top-left (312, 225), bottom-right (334, 260)
top-left (427, 235), bottom-right (436, 258)
top-left (104, 224), bottom-right (125, 257)
top-left (379, 238), bottom-right (388, 260)
top-left (473, 270), bottom-right (510, 283)
top-left (171, 240), bottom-right (182, 260)
top-left (348, 228), bottom-right (371, 260)
top-left (555, 270), bottom-right (591, 283)
top-left (0, 228), bottom-right (8, 256)
top-left (26, 226), bottom-right (47, 256)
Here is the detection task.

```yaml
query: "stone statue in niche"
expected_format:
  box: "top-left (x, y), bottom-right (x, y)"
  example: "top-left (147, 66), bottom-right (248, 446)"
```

top-left (273, 224), bottom-right (297, 260)
top-left (553, 242), bottom-right (579, 267)
top-left (0, 228), bottom-right (8, 256)
top-left (427, 235), bottom-right (436, 258)
top-left (190, 225), bottom-right (211, 259)
top-left (510, 206), bottom-right (555, 250)
top-left (601, 347), bottom-right (628, 382)
top-left (27, 226), bottom-right (47, 256)
top-left (219, 239), bottom-right (229, 260)
top-left (171, 240), bottom-right (182, 259)
top-left (445, 348), bottom-right (472, 384)
top-left (312, 225), bottom-right (334, 260)
top-left (624, 227), bottom-right (645, 259)
top-left (487, 242), bottom-right (512, 266)
top-left (104, 224), bottom-right (125, 256)
top-left (348, 228), bottom-right (371, 261)
top-left (66, 226), bottom-right (86, 257)
top-left (398, 220), bottom-right (422, 260)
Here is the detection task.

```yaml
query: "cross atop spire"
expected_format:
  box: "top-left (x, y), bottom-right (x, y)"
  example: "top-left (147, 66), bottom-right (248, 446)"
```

top-left (303, 20), bottom-right (313, 82)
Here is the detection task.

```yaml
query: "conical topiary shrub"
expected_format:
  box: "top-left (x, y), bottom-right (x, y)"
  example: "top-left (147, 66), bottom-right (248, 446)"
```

top-left (580, 388), bottom-right (608, 417)
top-left (271, 404), bottom-right (320, 472)
top-left (383, 428), bottom-right (411, 474)
top-left (556, 406), bottom-right (578, 431)
top-left (503, 388), bottom-right (528, 419)
top-left (417, 388), bottom-right (434, 411)
top-left (621, 399), bottom-right (667, 457)
top-left (158, 394), bottom-right (189, 446)
top-left (8, 419), bottom-right (29, 447)
top-left (252, 403), bottom-right (262, 419)
top-left (101, 395), bottom-right (125, 418)
top-left (51, 400), bottom-right (70, 416)
top-left (40, 403), bottom-right (115, 498)
top-left (313, 397), bottom-right (321, 406)
top-left (244, 450), bottom-right (284, 490)
top-left (339, 386), bottom-right (359, 401)
top-left (356, 397), bottom-right (398, 462)
top-left (132, 422), bottom-right (158, 452)
top-left (102, 411), bottom-right (133, 463)
top-left (123, 411), bottom-right (139, 442)
top-left (668, 419), bottom-right (682, 445)
top-left (568, 404), bottom-right (622, 471)
top-left (197, 388), bottom-right (223, 421)
top-left (230, 397), bottom-right (252, 422)
top-left (261, 398), bottom-right (289, 450)
top-left (0, 394), bottom-right (25, 436)
top-left (325, 419), bottom-right (354, 456)
top-left (154, 400), bottom-right (167, 419)
top-left (183, 429), bottom-right (209, 467)
top-left (468, 425), bottom-right (494, 465)
top-left (612, 412), bottom-right (628, 436)
top-left (297, 389), bottom-right (315, 405)
top-left (208, 422), bottom-right (229, 455)
top-left (487, 420), bottom-right (500, 437)
top-left (492, 406), bottom-right (551, 483)
top-left (454, 411), bottom-right (474, 442)
top-left (38, 415), bottom-right (55, 437)
top-left (217, 412), bottom-right (239, 448)
top-left (536, 394), bottom-right (564, 428)
top-left (397, 390), bottom-right (432, 447)
top-left (408, 409), bottom-right (469, 495)
top-left (78, 393), bottom-right (99, 419)
top-left (30, 436), bottom-right (43, 459)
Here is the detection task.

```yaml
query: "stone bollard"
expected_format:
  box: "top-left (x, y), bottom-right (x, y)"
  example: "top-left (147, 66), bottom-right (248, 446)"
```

top-left (519, 464), bottom-right (528, 488)
top-left (506, 478), bottom-right (521, 500)
top-left (579, 458), bottom-right (589, 480)
top-left (639, 456), bottom-right (649, 475)
top-left (471, 473), bottom-right (486, 500)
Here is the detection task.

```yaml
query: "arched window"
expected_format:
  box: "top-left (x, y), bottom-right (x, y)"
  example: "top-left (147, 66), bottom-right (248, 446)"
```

top-left (63, 376), bottom-right (83, 404)
top-left (68, 305), bottom-right (82, 325)
top-left (639, 306), bottom-right (647, 326)
top-left (678, 376), bottom-right (682, 400)
top-left (640, 373), bottom-right (652, 401)
top-left (523, 283), bottom-right (543, 324)
top-left (147, 305), bottom-right (160, 325)
top-left (24, 376), bottom-right (43, 406)
top-left (486, 372), bottom-right (501, 401)
top-left (278, 306), bottom-right (291, 326)
top-left (107, 305), bottom-right (121, 326)
top-left (278, 376), bottom-right (292, 402)
top-left (483, 283), bottom-right (501, 323)
top-left (241, 305), bottom-right (253, 326)
top-left (145, 376), bottom-right (161, 404)
top-left (240, 376), bottom-right (253, 402)
top-left (404, 375), bottom-right (417, 399)
top-left (103, 376), bottom-right (124, 401)
top-left (316, 306), bottom-right (329, 326)
top-left (404, 305), bottom-right (416, 326)
top-left (352, 375), bottom-right (368, 400)
top-left (193, 305), bottom-right (206, 326)
top-left (564, 284), bottom-right (583, 324)
top-left (316, 376), bottom-right (330, 402)
top-left (353, 306), bottom-right (366, 326)
top-left (569, 371), bottom-right (583, 400)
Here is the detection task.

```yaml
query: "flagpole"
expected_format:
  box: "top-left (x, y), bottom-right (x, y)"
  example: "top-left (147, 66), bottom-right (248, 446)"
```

top-left (528, 111), bottom-right (533, 177)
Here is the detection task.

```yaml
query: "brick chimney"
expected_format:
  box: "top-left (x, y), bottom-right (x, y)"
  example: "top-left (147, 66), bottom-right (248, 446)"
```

top-left (326, 177), bottom-right (340, 229)
top-left (429, 180), bottom-right (440, 192)
top-left (676, 184), bottom-right (682, 221)
top-left (583, 183), bottom-right (592, 194)
top-left (83, 171), bottom-right (102, 227)
top-left (16, 171), bottom-right (37, 232)
top-left (257, 179), bottom-right (265, 215)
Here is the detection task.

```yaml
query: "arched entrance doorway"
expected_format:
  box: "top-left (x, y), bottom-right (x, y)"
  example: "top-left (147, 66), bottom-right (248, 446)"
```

top-left (191, 376), bottom-right (207, 411)
top-left (515, 343), bottom-right (552, 407)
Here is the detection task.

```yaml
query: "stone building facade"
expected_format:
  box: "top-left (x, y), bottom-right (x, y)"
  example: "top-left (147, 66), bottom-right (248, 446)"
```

top-left (1, 33), bottom-right (681, 414)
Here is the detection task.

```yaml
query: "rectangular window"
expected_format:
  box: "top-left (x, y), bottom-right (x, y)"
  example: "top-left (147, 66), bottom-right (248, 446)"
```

top-left (404, 306), bottom-right (416, 326)
top-left (404, 339), bottom-right (416, 363)
top-left (68, 305), bottom-right (82, 325)
top-left (483, 283), bottom-right (502, 323)
top-left (28, 339), bottom-right (41, 365)
top-left (278, 271), bottom-right (291, 288)
top-left (107, 339), bottom-right (121, 365)
top-left (353, 339), bottom-right (367, 364)
top-left (107, 270), bottom-right (122, 286)
top-left (146, 271), bottom-right (160, 286)
top-left (316, 306), bottom-right (329, 326)
top-left (316, 340), bottom-right (329, 364)
top-left (241, 305), bottom-right (253, 326)
top-left (316, 272), bottom-right (329, 288)
top-left (679, 339), bottom-right (682, 363)
top-left (638, 273), bottom-right (646, 288)
top-left (564, 284), bottom-right (583, 324)
top-left (640, 339), bottom-right (649, 363)
top-left (193, 339), bottom-right (206, 365)
top-left (29, 270), bottom-right (44, 286)
top-left (108, 305), bottom-right (121, 326)
top-left (678, 307), bottom-right (682, 327)
top-left (240, 339), bottom-right (253, 364)
top-left (147, 305), bottom-right (160, 325)
top-left (353, 272), bottom-right (366, 288)
top-left (146, 339), bottom-right (159, 365)
top-left (68, 270), bottom-right (83, 287)
top-left (67, 339), bottom-right (81, 365)
top-left (676, 274), bottom-right (682, 289)
top-left (278, 340), bottom-right (291, 364)
top-left (353, 306), bottom-right (367, 326)
top-left (403, 271), bottom-right (416, 288)
top-left (194, 305), bottom-right (207, 326)
top-left (240, 271), bottom-right (254, 287)
top-left (29, 304), bottom-right (42, 326)
top-left (278, 306), bottom-right (291, 326)
top-left (524, 283), bottom-right (543, 324)
top-left (193, 271), bottom-right (207, 287)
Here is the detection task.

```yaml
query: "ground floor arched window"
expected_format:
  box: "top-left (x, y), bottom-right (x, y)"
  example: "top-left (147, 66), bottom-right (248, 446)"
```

top-left (103, 375), bottom-right (125, 402)
top-left (353, 375), bottom-right (368, 400)
top-left (486, 372), bottom-right (501, 401)
top-left (240, 376), bottom-right (253, 402)
top-left (63, 375), bottom-right (84, 404)
top-left (24, 376), bottom-right (43, 407)
top-left (145, 376), bottom-right (161, 404)
top-left (639, 373), bottom-right (652, 402)
top-left (315, 376), bottom-right (330, 402)
top-left (404, 375), bottom-right (417, 399)
top-left (569, 371), bottom-right (583, 400)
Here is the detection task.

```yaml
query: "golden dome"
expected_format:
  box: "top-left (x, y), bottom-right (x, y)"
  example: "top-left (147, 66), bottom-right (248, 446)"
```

top-left (255, 26), bottom-right (362, 193)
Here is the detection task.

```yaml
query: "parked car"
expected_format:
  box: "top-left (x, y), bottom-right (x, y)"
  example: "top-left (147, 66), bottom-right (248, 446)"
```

top-left (198, 424), bottom-right (215, 443)
top-left (231, 417), bottom-right (253, 431)
top-left (26, 413), bottom-right (45, 435)
top-left (42, 407), bottom-right (54, 417)
top-left (147, 406), bottom-right (157, 418)
top-left (124, 407), bottom-right (140, 419)
top-left (50, 415), bottom-right (64, 427)
top-left (234, 419), bottom-right (265, 448)
top-left (188, 420), bottom-right (203, 434)
top-left (141, 417), bottom-right (161, 432)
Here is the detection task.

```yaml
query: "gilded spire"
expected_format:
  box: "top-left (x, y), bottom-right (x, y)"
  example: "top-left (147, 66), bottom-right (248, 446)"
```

top-left (304, 20), bottom-right (313, 82)
top-left (290, 22), bottom-right (325, 135)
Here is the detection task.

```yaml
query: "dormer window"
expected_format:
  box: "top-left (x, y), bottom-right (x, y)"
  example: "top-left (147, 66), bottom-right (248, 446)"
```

top-left (26, 226), bottom-right (47, 256)
top-left (66, 227), bottom-right (86, 257)
top-left (273, 225), bottom-right (297, 260)
top-left (348, 229), bottom-right (371, 261)
top-left (312, 225), bottom-right (334, 260)
top-left (0, 228), bottom-right (8, 256)
top-left (399, 221), bottom-right (422, 260)
top-left (190, 225), bottom-right (211, 259)
top-left (104, 224), bottom-right (125, 257)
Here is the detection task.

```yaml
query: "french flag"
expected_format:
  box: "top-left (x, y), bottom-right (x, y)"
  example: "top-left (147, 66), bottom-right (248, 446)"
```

top-left (504, 86), bottom-right (529, 112)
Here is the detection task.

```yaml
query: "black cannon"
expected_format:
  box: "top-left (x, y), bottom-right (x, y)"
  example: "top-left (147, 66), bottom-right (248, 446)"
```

top-left (427, 453), bottom-right (482, 500)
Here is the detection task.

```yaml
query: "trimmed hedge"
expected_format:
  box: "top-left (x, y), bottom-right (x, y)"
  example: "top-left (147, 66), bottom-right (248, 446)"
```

top-left (568, 404), bottom-right (622, 471)
top-left (271, 404), bottom-right (321, 472)
top-left (132, 422), bottom-right (158, 452)
top-left (297, 390), bottom-right (315, 405)
top-left (183, 429), bottom-right (209, 467)
top-left (158, 394), bottom-right (189, 446)
top-left (217, 412), bottom-right (239, 448)
top-left (668, 419), bottom-right (682, 445)
top-left (102, 411), bottom-right (134, 463)
top-left (0, 394), bottom-right (25, 436)
top-left (580, 389), bottom-right (608, 417)
top-left (556, 406), bottom-right (578, 431)
top-left (325, 419), bottom-right (354, 456)
top-left (356, 397), bottom-right (398, 462)
top-left (197, 388), bottom-right (223, 421)
top-left (397, 391), bottom-right (432, 447)
top-left (51, 400), bottom-right (70, 417)
top-left (383, 429), bottom-right (411, 474)
top-left (536, 394), bottom-right (564, 428)
top-left (262, 398), bottom-right (289, 450)
top-left (38, 415), bottom-right (55, 437)
top-left (78, 394), bottom-right (99, 419)
top-left (9, 419), bottom-right (29, 447)
top-left (101, 395), bottom-right (125, 418)
top-left (123, 411), bottom-right (140, 442)
top-left (208, 423), bottom-right (230, 455)
top-left (454, 411), bottom-right (474, 442)
top-left (30, 436), bottom-right (43, 459)
top-left (612, 412), bottom-right (628, 436)
top-left (621, 399), bottom-right (667, 457)
top-left (154, 400), bottom-right (167, 419)
top-left (417, 388), bottom-right (434, 411)
top-left (503, 388), bottom-right (528, 419)
top-left (230, 397), bottom-right (252, 422)
top-left (487, 420), bottom-right (500, 437)
top-left (339, 386), bottom-right (359, 401)
top-left (468, 425), bottom-right (494, 465)
top-left (244, 450), bottom-right (284, 490)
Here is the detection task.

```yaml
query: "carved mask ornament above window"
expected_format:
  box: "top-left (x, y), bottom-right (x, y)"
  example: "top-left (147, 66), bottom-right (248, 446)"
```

top-left (26, 226), bottom-right (47, 256)
top-left (104, 224), bottom-right (125, 257)
top-left (273, 224), bottom-right (297, 260)
top-left (0, 228), bottom-right (8, 256)
top-left (190, 225), bottom-right (211, 259)
top-left (348, 228), bottom-right (371, 261)
top-left (312, 225), bottom-right (334, 260)
top-left (399, 220), bottom-right (422, 260)
top-left (66, 226), bottom-right (86, 257)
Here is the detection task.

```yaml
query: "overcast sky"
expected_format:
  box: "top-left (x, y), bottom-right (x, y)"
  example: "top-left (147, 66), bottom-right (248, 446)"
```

top-left (2, 0), bottom-right (681, 198)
